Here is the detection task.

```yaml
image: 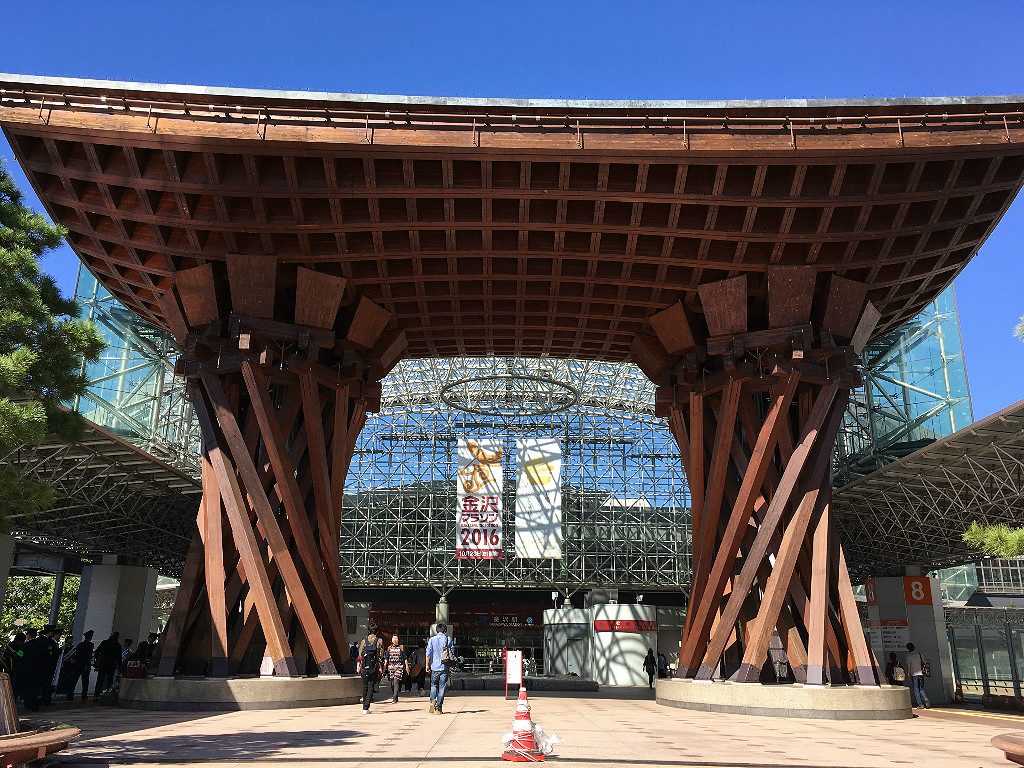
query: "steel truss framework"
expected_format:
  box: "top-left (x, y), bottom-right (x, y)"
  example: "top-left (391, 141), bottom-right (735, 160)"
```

top-left (341, 357), bottom-right (689, 590)
top-left (834, 398), bottom-right (1024, 578)
top-left (0, 419), bottom-right (198, 574)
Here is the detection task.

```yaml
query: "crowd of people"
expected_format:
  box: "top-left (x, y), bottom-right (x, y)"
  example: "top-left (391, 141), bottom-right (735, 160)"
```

top-left (0, 627), bottom-right (159, 710)
top-left (355, 623), bottom-right (454, 716)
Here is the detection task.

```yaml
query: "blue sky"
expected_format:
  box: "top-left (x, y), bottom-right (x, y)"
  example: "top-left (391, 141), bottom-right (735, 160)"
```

top-left (2, 1), bottom-right (1022, 419)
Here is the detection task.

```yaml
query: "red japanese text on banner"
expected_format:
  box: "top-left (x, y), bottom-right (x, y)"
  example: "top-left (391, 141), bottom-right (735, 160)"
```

top-left (456, 438), bottom-right (504, 559)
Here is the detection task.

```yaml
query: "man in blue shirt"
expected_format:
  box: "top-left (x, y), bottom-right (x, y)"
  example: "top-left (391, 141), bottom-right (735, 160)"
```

top-left (425, 623), bottom-right (455, 714)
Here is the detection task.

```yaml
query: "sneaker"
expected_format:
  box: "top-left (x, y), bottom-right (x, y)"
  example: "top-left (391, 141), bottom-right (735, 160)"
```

top-left (428, 702), bottom-right (436, 714)
top-left (435, 708), bottom-right (444, 715)
top-left (924, 700), bottom-right (931, 709)
top-left (362, 709), bottom-right (370, 716)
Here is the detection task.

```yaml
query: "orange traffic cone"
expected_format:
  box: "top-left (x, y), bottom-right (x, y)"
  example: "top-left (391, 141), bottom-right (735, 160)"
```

top-left (502, 684), bottom-right (545, 762)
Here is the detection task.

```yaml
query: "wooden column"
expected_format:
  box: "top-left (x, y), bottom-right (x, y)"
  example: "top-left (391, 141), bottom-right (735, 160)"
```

top-left (652, 270), bottom-right (880, 686)
top-left (154, 261), bottom-right (402, 677)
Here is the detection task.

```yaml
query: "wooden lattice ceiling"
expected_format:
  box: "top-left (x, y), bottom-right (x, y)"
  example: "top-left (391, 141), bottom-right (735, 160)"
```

top-left (3, 76), bottom-right (1023, 365)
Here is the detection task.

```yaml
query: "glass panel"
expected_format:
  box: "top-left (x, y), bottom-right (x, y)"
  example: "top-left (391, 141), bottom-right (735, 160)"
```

top-left (953, 627), bottom-right (984, 697)
top-left (981, 628), bottom-right (1015, 697)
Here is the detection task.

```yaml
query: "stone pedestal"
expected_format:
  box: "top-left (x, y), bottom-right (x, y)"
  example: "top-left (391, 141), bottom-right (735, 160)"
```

top-left (119, 675), bottom-right (362, 711)
top-left (657, 678), bottom-right (911, 720)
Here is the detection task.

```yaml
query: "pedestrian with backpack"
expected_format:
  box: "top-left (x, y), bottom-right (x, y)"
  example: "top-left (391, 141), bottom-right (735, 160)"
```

top-left (425, 623), bottom-right (455, 715)
top-left (357, 625), bottom-right (383, 715)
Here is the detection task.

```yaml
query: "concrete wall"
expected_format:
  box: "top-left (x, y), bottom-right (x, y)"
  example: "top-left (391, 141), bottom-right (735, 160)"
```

top-left (0, 536), bottom-right (15, 614)
top-left (656, 607), bottom-right (684, 665)
top-left (72, 564), bottom-right (157, 645)
top-left (543, 608), bottom-right (591, 676)
top-left (865, 575), bottom-right (954, 705)
top-left (591, 604), bottom-right (658, 686)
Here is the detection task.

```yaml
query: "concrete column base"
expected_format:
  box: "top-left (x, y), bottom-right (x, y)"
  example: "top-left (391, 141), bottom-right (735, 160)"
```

top-left (657, 678), bottom-right (912, 720)
top-left (119, 675), bottom-right (362, 711)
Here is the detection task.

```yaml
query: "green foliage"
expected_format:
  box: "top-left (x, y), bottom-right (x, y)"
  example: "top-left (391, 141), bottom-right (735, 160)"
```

top-left (963, 521), bottom-right (1024, 558)
top-left (0, 575), bottom-right (80, 639)
top-left (0, 158), bottom-right (103, 523)
top-left (1016, 315), bottom-right (1024, 342)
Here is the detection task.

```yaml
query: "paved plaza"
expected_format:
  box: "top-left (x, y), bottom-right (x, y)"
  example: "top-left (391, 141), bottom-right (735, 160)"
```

top-left (36, 690), bottom-right (1024, 768)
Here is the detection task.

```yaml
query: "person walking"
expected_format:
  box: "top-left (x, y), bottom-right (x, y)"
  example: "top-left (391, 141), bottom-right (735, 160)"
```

top-left (425, 623), bottom-right (455, 715)
top-left (69, 631), bottom-right (94, 701)
top-left (13, 629), bottom-right (35, 702)
top-left (404, 641), bottom-right (427, 695)
top-left (385, 635), bottom-right (409, 703)
top-left (643, 649), bottom-right (657, 689)
top-left (55, 636), bottom-right (76, 698)
top-left (905, 642), bottom-right (930, 708)
top-left (20, 628), bottom-right (50, 711)
top-left (39, 626), bottom-right (60, 706)
top-left (93, 631), bottom-right (121, 701)
top-left (356, 625), bottom-right (383, 715)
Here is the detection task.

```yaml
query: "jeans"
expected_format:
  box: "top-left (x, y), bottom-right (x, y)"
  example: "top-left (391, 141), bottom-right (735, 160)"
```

top-left (429, 668), bottom-right (449, 711)
top-left (910, 675), bottom-right (928, 706)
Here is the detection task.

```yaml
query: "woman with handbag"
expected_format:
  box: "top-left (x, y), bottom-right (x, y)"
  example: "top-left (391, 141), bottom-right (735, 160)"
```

top-left (386, 635), bottom-right (409, 704)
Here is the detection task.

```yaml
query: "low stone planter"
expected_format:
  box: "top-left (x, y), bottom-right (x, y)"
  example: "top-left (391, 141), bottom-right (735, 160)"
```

top-left (657, 678), bottom-right (912, 720)
top-left (120, 675), bottom-right (362, 711)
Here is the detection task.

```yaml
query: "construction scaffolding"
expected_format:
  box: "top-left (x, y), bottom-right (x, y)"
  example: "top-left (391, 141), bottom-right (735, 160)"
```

top-left (342, 357), bottom-right (690, 590)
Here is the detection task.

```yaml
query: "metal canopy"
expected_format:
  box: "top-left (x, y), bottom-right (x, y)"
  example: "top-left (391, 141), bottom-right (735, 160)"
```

top-left (1, 416), bottom-right (198, 573)
top-left (834, 398), bottom-right (1024, 577)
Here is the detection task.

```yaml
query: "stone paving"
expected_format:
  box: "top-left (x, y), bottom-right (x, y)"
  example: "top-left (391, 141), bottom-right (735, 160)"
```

top-left (34, 689), bottom-right (1024, 767)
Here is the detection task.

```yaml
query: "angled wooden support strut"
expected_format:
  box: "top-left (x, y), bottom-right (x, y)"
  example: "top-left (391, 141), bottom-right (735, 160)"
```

top-left (677, 371), bottom-right (801, 676)
top-left (695, 381), bottom-right (839, 680)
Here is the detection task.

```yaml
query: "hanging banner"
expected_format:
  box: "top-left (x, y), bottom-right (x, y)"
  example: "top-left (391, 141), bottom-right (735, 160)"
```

top-left (514, 438), bottom-right (563, 559)
top-left (456, 438), bottom-right (504, 560)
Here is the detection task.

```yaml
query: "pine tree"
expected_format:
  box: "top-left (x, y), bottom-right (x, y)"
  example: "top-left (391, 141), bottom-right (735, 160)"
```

top-left (0, 158), bottom-right (104, 525)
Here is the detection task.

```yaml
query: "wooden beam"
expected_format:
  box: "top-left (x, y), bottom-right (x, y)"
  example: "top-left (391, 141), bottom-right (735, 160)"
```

top-left (678, 371), bottom-right (800, 676)
top-left (175, 263), bottom-right (220, 328)
top-left (648, 302), bottom-right (697, 355)
top-left (730, 390), bottom-right (846, 682)
top-left (698, 275), bottom-right (748, 337)
top-left (199, 457), bottom-right (229, 675)
top-left (345, 296), bottom-right (391, 350)
top-left (805, 494), bottom-right (832, 685)
top-left (295, 267), bottom-right (346, 329)
top-left (201, 373), bottom-right (336, 673)
top-left (155, 531), bottom-right (205, 676)
top-left (238, 363), bottom-right (346, 667)
top-left (695, 380), bottom-right (837, 680)
top-left (226, 254), bottom-right (277, 319)
top-left (767, 266), bottom-right (816, 328)
top-left (190, 382), bottom-right (295, 675)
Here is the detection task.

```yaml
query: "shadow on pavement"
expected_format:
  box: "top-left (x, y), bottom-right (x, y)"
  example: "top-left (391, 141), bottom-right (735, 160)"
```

top-left (42, 728), bottom-right (366, 766)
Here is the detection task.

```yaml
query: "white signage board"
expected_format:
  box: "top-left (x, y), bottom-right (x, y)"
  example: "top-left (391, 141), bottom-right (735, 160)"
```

top-left (506, 650), bottom-right (524, 685)
top-left (514, 438), bottom-right (563, 559)
top-left (456, 438), bottom-right (504, 560)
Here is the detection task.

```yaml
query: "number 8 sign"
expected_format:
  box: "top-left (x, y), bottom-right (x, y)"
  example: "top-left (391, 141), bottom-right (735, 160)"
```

top-left (903, 576), bottom-right (933, 606)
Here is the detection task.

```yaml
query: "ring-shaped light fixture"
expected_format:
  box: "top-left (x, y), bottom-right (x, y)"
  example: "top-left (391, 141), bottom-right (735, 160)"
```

top-left (439, 373), bottom-right (581, 417)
